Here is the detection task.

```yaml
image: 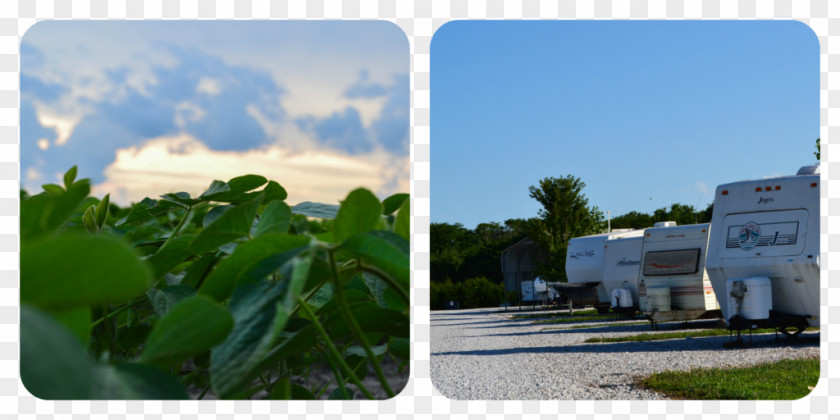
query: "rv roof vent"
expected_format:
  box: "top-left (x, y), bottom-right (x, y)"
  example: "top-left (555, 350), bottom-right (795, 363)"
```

top-left (796, 164), bottom-right (820, 175)
top-left (653, 221), bottom-right (677, 228)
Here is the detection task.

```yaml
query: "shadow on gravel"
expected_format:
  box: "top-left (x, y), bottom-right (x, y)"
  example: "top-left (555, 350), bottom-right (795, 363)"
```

top-left (431, 333), bottom-right (819, 356)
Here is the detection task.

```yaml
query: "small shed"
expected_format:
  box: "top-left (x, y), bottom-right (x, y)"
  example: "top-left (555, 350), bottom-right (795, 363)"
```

top-left (500, 238), bottom-right (547, 305)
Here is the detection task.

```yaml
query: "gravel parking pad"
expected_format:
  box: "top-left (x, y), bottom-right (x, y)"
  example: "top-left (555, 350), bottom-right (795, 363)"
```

top-left (430, 307), bottom-right (819, 400)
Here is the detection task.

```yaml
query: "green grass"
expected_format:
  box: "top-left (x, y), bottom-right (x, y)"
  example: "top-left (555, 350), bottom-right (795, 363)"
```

top-left (509, 309), bottom-right (599, 320)
top-left (543, 321), bottom-right (652, 331)
top-left (584, 327), bottom-right (819, 343)
top-left (641, 358), bottom-right (819, 399)
top-left (532, 313), bottom-right (625, 324)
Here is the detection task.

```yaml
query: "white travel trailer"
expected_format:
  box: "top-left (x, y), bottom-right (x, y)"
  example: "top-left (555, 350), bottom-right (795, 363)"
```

top-left (565, 228), bottom-right (645, 312)
top-left (600, 235), bottom-right (644, 313)
top-left (636, 223), bottom-right (721, 325)
top-left (705, 165), bottom-right (819, 336)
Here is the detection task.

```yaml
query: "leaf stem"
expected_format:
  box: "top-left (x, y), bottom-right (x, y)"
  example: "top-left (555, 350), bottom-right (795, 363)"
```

top-left (296, 297), bottom-right (375, 399)
top-left (318, 346), bottom-right (350, 399)
top-left (90, 295), bottom-right (148, 328)
top-left (328, 249), bottom-right (395, 398)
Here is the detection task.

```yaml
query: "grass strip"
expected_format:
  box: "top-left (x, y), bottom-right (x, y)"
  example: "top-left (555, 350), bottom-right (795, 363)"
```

top-left (532, 314), bottom-right (623, 324)
top-left (641, 358), bottom-right (819, 400)
top-left (542, 321), bottom-right (652, 331)
top-left (584, 327), bottom-right (819, 343)
top-left (509, 309), bottom-right (599, 319)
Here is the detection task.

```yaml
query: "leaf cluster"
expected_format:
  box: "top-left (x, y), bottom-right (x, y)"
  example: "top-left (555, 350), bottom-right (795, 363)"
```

top-left (20, 166), bottom-right (410, 400)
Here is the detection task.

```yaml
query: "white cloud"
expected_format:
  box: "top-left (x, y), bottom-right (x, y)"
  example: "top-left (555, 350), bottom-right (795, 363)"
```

top-left (93, 134), bottom-right (409, 207)
top-left (695, 181), bottom-right (708, 195)
top-left (37, 138), bottom-right (49, 151)
top-left (36, 112), bottom-right (80, 146)
top-left (174, 101), bottom-right (207, 129)
top-left (196, 77), bottom-right (222, 96)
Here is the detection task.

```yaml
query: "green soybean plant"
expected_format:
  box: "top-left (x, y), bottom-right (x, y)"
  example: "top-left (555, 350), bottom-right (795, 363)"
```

top-left (20, 166), bottom-right (410, 400)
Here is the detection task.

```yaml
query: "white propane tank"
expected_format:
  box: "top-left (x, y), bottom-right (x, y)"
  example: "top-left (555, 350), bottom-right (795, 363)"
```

top-left (610, 289), bottom-right (622, 307)
top-left (647, 287), bottom-right (671, 312)
top-left (728, 277), bottom-right (772, 320)
top-left (618, 288), bottom-right (633, 308)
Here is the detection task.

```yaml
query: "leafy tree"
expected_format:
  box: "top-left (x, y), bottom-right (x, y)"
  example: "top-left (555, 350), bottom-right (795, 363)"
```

top-left (815, 137), bottom-right (820, 161)
top-left (528, 175), bottom-right (605, 282)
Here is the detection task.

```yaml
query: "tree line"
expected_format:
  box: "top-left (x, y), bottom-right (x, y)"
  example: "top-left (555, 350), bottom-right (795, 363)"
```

top-left (431, 175), bottom-right (713, 310)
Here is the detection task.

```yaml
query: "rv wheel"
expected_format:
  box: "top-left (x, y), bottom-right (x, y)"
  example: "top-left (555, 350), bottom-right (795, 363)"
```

top-left (779, 325), bottom-right (805, 338)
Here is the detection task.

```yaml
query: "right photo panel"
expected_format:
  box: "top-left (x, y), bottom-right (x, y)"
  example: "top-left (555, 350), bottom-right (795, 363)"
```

top-left (430, 20), bottom-right (820, 400)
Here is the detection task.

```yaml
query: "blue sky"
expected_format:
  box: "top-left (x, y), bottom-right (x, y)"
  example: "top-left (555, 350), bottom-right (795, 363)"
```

top-left (20, 21), bottom-right (408, 205)
top-left (431, 21), bottom-right (819, 229)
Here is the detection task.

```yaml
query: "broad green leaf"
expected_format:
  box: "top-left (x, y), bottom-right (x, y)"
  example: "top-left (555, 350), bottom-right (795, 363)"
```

top-left (83, 205), bottom-right (97, 233)
top-left (254, 200), bottom-right (292, 237)
top-left (190, 194), bottom-right (263, 254)
top-left (272, 254), bottom-right (313, 336)
top-left (326, 302), bottom-right (409, 339)
top-left (394, 198), bottom-right (410, 240)
top-left (21, 179), bottom-right (90, 240)
top-left (160, 192), bottom-right (199, 208)
top-left (148, 285), bottom-right (196, 317)
top-left (290, 384), bottom-right (316, 400)
top-left (382, 193), bottom-right (409, 215)
top-left (51, 306), bottom-right (91, 345)
top-left (228, 174), bottom-right (268, 193)
top-left (115, 324), bottom-right (152, 356)
top-left (210, 280), bottom-right (286, 397)
top-left (291, 201), bottom-right (340, 219)
top-left (362, 272), bottom-right (388, 308)
top-left (180, 252), bottom-right (219, 288)
top-left (21, 233), bottom-right (153, 310)
top-left (199, 179), bottom-right (230, 199)
top-left (21, 305), bottom-right (95, 399)
top-left (199, 233), bottom-right (309, 301)
top-left (232, 323), bottom-right (318, 395)
top-left (333, 188), bottom-right (382, 243)
top-left (339, 230), bottom-right (409, 287)
top-left (202, 175), bottom-right (269, 203)
top-left (347, 343), bottom-right (388, 358)
top-left (388, 337), bottom-right (410, 360)
top-left (262, 180), bottom-right (288, 203)
top-left (328, 386), bottom-right (354, 400)
top-left (63, 165), bottom-right (77, 188)
top-left (203, 205), bottom-right (232, 227)
top-left (115, 201), bottom-right (154, 226)
top-left (93, 363), bottom-right (189, 399)
top-left (146, 234), bottom-right (196, 279)
top-left (95, 193), bottom-right (110, 228)
top-left (42, 183), bottom-right (64, 194)
top-left (141, 295), bottom-right (233, 367)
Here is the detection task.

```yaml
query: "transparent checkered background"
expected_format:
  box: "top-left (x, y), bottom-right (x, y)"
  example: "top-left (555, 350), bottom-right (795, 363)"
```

top-left (0, 0), bottom-right (837, 418)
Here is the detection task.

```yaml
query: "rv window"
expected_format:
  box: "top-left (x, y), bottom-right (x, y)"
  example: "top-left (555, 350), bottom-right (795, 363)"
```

top-left (642, 249), bottom-right (700, 276)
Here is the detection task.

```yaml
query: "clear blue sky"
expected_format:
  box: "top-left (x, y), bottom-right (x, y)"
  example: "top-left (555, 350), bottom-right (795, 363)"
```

top-left (431, 21), bottom-right (818, 229)
top-left (21, 21), bottom-right (408, 206)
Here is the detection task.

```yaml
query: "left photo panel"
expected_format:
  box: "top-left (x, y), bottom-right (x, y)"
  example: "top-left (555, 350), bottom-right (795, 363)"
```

top-left (19, 20), bottom-right (410, 400)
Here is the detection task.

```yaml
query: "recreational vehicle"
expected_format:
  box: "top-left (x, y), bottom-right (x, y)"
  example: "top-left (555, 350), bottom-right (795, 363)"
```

top-left (636, 223), bottom-right (721, 326)
top-left (705, 165), bottom-right (819, 336)
top-left (600, 235), bottom-right (644, 313)
top-left (565, 229), bottom-right (645, 312)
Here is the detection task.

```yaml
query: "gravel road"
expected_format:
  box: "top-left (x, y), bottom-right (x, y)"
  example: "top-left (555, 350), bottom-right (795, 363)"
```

top-left (430, 307), bottom-right (819, 400)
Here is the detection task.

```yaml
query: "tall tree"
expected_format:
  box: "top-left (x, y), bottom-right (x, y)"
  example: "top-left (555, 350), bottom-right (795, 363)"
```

top-left (528, 175), bottom-right (605, 282)
top-left (815, 137), bottom-right (820, 161)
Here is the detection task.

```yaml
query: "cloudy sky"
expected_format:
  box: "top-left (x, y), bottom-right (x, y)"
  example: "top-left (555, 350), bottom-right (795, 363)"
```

top-left (432, 21), bottom-right (818, 228)
top-left (20, 20), bottom-right (409, 206)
